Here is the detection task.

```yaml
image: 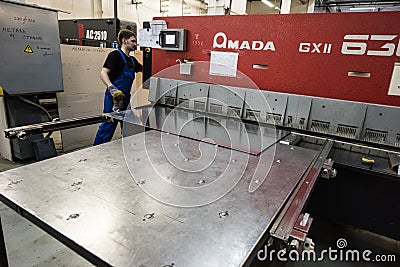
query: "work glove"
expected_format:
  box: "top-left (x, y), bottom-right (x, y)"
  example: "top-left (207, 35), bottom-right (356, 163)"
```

top-left (107, 85), bottom-right (125, 112)
top-left (107, 84), bottom-right (125, 100)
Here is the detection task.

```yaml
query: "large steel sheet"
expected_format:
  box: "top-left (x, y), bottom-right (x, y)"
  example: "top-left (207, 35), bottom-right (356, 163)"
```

top-left (0, 131), bottom-right (317, 266)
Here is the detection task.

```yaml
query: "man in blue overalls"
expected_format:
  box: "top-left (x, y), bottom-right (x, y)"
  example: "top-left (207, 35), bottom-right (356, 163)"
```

top-left (93, 29), bottom-right (142, 146)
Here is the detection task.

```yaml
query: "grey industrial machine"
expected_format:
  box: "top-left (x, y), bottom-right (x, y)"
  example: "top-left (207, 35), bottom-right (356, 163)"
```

top-left (0, 0), bottom-right (63, 161)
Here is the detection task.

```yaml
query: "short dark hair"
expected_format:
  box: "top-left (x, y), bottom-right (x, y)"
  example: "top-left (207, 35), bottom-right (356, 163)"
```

top-left (118, 29), bottom-right (136, 45)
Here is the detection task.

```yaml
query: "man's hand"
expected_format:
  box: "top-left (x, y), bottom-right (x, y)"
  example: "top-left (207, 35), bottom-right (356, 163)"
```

top-left (107, 85), bottom-right (125, 100)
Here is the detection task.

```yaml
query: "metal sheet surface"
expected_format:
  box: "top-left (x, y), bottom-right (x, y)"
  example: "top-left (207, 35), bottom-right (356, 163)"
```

top-left (0, 131), bottom-right (317, 266)
top-left (111, 106), bottom-right (289, 155)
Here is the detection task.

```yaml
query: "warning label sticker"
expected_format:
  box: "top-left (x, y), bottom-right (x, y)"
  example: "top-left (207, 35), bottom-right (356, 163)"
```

top-left (24, 44), bottom-right (33, 53)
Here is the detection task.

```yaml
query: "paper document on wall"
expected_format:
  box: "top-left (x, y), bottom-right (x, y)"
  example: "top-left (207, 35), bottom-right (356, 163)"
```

top-left (388, 62), bottom-right (400, 96)
top-left (209, 51), bottom-right (239, 77)
top-left (138, 29), bottom-right (159, 48)
top-left (137, 20), bottom-right (167, 48)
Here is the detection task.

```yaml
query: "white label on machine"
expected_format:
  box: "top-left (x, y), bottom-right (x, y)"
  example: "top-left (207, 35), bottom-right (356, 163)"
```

top-left (388, 62), bottom-right (400, 96)
top-left (137, 20), bottom-right (167, 48)
top-left (138, 29), bottom-right (158, 48)
top-left (209, 51), bottom-right (238, 77)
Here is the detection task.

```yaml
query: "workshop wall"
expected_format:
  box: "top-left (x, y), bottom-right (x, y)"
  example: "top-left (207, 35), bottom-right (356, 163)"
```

top-left (24, 0), bottom-right (212, 29)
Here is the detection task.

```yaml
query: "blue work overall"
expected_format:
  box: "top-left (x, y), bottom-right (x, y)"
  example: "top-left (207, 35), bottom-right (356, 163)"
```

top-left (93, 50), bottom-right (135, 146)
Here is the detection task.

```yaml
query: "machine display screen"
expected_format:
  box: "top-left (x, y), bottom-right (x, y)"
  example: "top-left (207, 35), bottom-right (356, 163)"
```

top-left (159, 29), bottom-right (186, 51)
top-left (161, 31), bottom-right (179, 48)
top-left (165, 33), bottom-right (176, 45)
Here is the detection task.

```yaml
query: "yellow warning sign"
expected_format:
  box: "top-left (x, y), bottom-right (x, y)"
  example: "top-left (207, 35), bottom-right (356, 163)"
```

top-left (24, 44), bottom-right (33, 53)
top-left (0, 86), bottom-right (4, 97)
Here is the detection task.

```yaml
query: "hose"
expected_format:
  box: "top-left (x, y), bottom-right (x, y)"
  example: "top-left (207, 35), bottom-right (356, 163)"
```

top-left (18, 96), bottom-right (53, 121)
top-left (17, 96), bottom-right (56, 138)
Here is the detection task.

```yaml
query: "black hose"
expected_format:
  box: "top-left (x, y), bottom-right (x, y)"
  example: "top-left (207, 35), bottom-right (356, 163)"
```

top-left (18, 96), bottom-right (55, 138)
top-left (18, 96), bottom-right (53, 121)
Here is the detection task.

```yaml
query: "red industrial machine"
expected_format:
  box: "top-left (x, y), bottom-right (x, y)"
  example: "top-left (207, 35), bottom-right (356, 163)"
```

top-left (142, 12), bottom-right (400, 263)
top-left (152, 12), bottom-right (400, 107)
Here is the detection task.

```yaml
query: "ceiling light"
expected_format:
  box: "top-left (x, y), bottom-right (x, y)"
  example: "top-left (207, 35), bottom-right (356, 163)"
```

top-left (349, 7), bottom-right (376, 12)
top-left (261, 0), bottom-right (275, 8)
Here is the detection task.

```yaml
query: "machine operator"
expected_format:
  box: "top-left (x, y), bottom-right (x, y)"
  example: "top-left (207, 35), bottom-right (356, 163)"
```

top-left (93, 29), bottom-right (142, 146)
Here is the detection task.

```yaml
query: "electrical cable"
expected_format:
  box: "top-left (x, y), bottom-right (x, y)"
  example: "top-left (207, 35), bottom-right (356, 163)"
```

top-left (18, 96), bottom-right (53, 121)
top-left (18, 96), bottom-right (56, 138)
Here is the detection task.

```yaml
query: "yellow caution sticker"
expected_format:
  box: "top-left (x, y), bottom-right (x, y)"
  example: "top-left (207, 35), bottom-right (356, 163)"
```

top-left (24, 44), bottom-right (33, 53)
top-left (0, 86), bottom-right (4, 97)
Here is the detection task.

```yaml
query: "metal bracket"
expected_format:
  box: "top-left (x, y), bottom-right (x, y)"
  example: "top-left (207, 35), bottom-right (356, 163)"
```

top-left (320, 158), bottom-right (337, 179)
top-left (270, 140), bottom-right (334, 241)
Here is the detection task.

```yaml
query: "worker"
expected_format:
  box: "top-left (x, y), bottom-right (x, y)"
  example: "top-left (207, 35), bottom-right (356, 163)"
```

top-left (93, 29), bottom-right (142, 146)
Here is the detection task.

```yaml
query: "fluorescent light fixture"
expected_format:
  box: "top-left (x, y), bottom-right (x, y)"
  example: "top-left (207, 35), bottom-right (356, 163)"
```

top-left (349, 7), bottom-right (376, 12)
top-left (261, 0), bottom-right (275, 8)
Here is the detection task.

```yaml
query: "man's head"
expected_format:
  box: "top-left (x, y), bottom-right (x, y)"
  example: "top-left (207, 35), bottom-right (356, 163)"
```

top-left (118, 29), bottom-right (137, 51)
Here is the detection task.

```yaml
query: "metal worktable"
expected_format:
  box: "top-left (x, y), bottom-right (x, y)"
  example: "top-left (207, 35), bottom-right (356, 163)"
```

top-left (0, 129), bottom-right (318, 266)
